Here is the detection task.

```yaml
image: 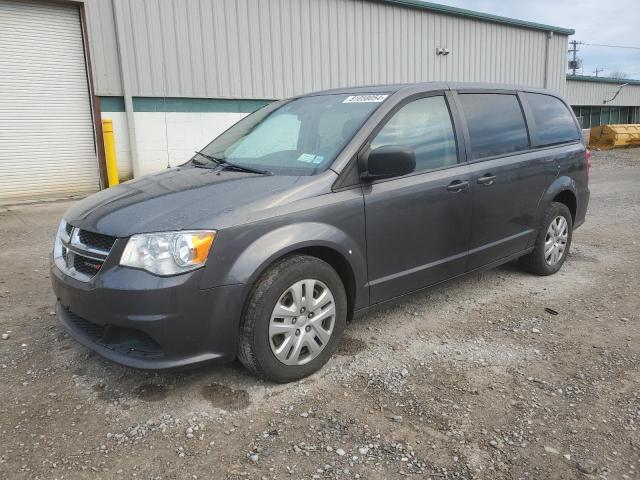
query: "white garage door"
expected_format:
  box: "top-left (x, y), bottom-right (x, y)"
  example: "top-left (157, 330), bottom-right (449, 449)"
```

top-left (0, 0), bottom-right (100, 202)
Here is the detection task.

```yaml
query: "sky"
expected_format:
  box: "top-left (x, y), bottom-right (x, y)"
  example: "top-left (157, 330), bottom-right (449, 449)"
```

top-left (435, 0), bottom-right (640, 79)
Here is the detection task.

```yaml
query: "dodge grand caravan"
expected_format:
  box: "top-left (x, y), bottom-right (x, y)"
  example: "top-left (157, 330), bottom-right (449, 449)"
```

top-left (52, 82), bottom-right (589, 382)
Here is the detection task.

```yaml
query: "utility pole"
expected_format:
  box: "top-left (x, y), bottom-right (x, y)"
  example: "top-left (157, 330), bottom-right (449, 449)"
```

top-left (593, 68), bottom-right (604, 77)
top-left (568, 40), bottom-right (583, 75)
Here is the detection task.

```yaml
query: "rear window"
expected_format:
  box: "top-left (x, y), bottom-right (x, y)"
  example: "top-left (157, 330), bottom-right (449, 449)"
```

top-left (525, 93), bottom-right (580, 146)
top-left (458, 94), bottom-right (529, 159)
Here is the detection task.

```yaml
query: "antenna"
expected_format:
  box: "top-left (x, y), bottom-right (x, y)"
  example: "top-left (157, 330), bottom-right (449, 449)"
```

top-left (568, 40), bottom-right (583, 75)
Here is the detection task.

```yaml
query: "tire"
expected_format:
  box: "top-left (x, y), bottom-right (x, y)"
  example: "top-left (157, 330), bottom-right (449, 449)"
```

top-left (519, 202), bottom-right (573, 276)
top-left (237, 254), bottom-right (347, 383)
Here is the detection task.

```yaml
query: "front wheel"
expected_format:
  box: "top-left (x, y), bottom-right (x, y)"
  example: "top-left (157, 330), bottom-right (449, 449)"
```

top-left (238, 255), bottom-right (347, 383)
top-left (519, 202), bottom-right (573, 276)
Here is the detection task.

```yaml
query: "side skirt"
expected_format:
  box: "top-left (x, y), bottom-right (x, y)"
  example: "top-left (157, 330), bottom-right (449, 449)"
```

top-left (351, 247), bottom-right (534, 320)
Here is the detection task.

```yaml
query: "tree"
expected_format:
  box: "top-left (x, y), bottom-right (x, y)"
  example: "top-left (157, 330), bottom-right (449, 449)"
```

top-left (609, 71), bottom-right (629, 79)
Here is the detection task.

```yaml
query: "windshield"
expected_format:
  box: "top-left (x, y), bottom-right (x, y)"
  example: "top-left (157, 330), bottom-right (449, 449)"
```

top-left (195, 93), bottom-right (388, 175)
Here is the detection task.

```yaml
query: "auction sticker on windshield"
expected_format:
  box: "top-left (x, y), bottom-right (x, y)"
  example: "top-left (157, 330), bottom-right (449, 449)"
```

top-left (343, 95), bottom-right (388, 103)
top-left (296, 153), bottom-right (324, 164)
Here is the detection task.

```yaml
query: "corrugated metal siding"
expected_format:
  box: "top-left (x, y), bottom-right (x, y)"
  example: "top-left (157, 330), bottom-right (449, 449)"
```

top-left (566, 79), bottom-right (640, 107)
top-left (0, 0), bottom-right (99, 201)
top-left (84, 0), bottom-right (568, 99)
top-left (548, 33), bottom-right (568, 96)
top-left (84, 0), bottom-right (121, 95)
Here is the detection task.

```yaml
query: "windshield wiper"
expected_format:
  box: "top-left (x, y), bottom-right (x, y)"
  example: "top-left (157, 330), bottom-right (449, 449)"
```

top-left (218, 160), bottom-right (272, 175)
top-left (192, 150), bottom-right (222, 166)
top-left (193, 150), bottom-right (271, 175)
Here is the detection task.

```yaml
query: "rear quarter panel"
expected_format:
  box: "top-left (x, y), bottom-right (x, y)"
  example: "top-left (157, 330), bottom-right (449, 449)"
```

top-left (519, 91), bottom-right (589, 235)
top-left (530, 141), bottom-right (588, 238)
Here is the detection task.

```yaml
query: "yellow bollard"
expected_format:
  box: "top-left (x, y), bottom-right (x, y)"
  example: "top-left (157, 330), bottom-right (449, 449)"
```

top-left (101, 119), bottom-right (119, 187)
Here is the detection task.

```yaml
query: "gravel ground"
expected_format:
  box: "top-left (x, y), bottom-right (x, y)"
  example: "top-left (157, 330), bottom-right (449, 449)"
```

top-left (0, 149), bottom-right (638, 480)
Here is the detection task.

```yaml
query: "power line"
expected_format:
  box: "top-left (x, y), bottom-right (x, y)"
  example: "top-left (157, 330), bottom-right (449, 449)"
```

top-left (582, 42), bottom-right (640, 50)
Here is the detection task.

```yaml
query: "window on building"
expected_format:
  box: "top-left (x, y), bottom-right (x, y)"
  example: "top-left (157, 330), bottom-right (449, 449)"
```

top-left (458, 93), bottom-right (529, 159)
top-left (584, 107), bottom-right (589, 128)
top-left (578, 106), bottom-right (593, 129)
top-left (611, 107), bottom-right (620, 124)
top-left (590, 107), bottom-right (601, 129)
top-left (525, 93), bottom-right (580, 145)
top-left (370, 96), bottom-right (458, 173)
top-left (572, 106), bottom-right (584, 129)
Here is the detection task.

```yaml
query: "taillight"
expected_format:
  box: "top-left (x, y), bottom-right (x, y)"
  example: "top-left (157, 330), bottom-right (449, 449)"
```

top-left (585, 148), bottom-right (591, 180)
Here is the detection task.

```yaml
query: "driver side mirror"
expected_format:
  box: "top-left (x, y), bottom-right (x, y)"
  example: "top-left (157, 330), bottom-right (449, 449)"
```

top-left (360, 145), bottom-right (416, 181)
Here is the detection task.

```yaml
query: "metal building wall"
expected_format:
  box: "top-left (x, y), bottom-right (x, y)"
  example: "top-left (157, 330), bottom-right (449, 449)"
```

top-left (83, 0), bottom-right (569, 99)
top-left (84, 0), bottom-right (122, 96)
top-left (566, 79), bottom-right (640, 107)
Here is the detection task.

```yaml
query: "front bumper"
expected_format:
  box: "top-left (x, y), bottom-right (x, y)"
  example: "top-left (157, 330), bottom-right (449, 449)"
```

top-left (51, 263), bottom-right (246, 369)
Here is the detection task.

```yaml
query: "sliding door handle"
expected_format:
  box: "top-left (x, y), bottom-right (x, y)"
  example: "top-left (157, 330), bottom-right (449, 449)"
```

top-left (477, 174), bottom-right (496, 186)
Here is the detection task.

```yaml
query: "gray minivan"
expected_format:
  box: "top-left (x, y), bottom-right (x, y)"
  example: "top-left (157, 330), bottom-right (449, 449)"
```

top-left (52, 82), bottom-right (590, 382)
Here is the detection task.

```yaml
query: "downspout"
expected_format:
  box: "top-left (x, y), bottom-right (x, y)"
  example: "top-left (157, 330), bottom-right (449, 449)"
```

top-left (111, 0), bottom-right (141, 178)
top-left (543, 31), bottom-right (553, 89)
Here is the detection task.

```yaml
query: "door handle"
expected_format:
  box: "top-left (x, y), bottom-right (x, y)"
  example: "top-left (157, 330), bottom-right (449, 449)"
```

top-left (446, 180), bottom-right (470, 192)
top-left (477, 174), bottom-right (496, 186)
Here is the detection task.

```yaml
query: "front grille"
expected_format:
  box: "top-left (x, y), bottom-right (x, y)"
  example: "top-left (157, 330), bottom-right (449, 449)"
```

top-left (78, 230), bottom-right (116, 252)
top-left (65, 308), bottom-right (164, 359)
top-left (67, 309), bottom-right (106, 337)
top-left (73, 254), bottom-right (103, 276)
top-left (56, 223), bottom-right (117, 281)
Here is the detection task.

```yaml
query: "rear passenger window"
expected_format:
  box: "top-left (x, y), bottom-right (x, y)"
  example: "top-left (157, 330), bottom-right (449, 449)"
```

top-left (458, 94), bottom-right (529, 159)
top-left (370, 96), bottom-right (457, 173)
top-left (525, 93), bottom-right (580, 146)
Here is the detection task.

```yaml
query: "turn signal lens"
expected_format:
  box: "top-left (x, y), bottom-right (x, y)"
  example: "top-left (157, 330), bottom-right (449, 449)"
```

top-left (173, 231), bottom-right (215, 267)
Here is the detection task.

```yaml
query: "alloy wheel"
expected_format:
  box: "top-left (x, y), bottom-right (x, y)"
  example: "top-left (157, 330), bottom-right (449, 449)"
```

top-left (544, 215), bottom-right (569, 266)
top-left (268, 279), bottom-right (336, 366)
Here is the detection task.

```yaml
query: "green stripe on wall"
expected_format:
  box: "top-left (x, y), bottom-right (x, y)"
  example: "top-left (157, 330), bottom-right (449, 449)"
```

top-left (100, 96), bottom-right (125, 112)
top-left (99, 96), bottom-right (273, 113)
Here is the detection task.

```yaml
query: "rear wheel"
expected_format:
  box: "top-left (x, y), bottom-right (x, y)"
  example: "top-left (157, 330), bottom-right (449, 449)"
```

top-left (519, 202), bottom-right (573, 276)
top-left (238, 255), bottom-right (347, 383)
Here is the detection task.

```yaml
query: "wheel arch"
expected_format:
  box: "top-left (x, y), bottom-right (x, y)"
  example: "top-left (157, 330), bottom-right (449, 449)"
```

top-left (227, 222), bottom-right (367, 322)
top-left (244, 245), bottom-right (359, 322)
top-left (552, 189), bottom-right (577, 223)
top-left (535, 175), bottom-right (578, 229)
top-left (286, 246), bottom-right (357, 321)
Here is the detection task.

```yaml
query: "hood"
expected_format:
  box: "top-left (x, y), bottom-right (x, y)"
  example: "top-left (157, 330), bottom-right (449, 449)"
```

top-left (64, 166), bottom-right (335, 237)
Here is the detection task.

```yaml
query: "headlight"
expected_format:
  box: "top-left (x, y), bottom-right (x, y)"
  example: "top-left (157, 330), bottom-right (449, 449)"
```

top-left (120, 230), bottom-right (216, 276)
top-left (53, 219), bottom-right (66, 258)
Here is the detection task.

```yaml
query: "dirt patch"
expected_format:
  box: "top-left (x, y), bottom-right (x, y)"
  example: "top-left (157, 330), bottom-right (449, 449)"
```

top-left (336, 335), bottom-right (367, 356)
top-left (201, 383), bottom-right (250, 411)
top-left (134, 383), bottom-right (168, 402)
top-left (569, 251), bottom-right (600, 263)
top-left (91, 383), bottom-right (106, 392)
